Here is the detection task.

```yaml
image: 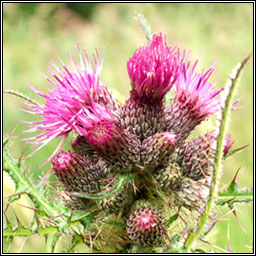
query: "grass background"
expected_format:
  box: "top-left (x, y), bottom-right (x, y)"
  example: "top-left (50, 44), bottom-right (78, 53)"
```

top-left (3, 3), bottom-right (253, 253)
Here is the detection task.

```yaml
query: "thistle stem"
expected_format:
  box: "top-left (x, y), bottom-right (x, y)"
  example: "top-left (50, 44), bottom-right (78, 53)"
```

top-left (184, 54), bottom-right (251, 251)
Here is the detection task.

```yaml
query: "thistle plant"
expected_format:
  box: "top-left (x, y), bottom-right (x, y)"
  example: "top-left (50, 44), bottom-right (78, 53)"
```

top-left (3, 15), bottom-right (253, 253)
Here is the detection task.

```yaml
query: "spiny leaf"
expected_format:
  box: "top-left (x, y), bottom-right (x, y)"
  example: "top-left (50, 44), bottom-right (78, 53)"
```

top-left (216, 189), bottom-right (253, 207)
top-left (3, 142), bottom-right (69, 219)
top-left (3, 225), bottom-right (58, 237)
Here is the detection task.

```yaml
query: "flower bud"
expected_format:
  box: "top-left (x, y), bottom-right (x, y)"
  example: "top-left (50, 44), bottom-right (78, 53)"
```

top-left (175, 178), bottom-right (209, 213)
top-left (141, 131), bottom-right (177, 167)
top-left (126, 200), bottom-right (164, 246)
top-left (51, 151), bottom-right (108, 194)
top-left (153, 162), bottom-right (182, 192)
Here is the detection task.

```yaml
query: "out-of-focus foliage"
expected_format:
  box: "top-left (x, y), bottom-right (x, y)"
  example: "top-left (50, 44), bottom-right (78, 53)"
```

top-left (3, 3), bottom-right (253, 253)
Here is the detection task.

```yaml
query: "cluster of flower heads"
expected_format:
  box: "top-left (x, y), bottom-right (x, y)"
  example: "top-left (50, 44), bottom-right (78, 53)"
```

top-left (23, 33), bottom-right (234, 247)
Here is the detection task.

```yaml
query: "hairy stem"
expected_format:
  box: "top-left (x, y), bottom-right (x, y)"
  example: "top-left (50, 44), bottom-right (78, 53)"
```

top-left (184, 54), bottom-right (251, 251)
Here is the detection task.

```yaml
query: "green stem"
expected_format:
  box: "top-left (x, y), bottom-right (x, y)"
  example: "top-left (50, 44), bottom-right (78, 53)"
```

top-left (184, 55), bottom-right (251, 251)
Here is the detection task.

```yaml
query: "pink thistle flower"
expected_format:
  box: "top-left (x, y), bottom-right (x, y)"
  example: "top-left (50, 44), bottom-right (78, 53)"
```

top-left (68, 102), bottom-right (140, 168)
top-left (174, 57), bottom-right (222, 118)
top-left (21, 45), bottom-right (119, 165)
top-left (127, 33), bottom-right (182, 103)
top-left (166, 56), bottom-right (223, 141)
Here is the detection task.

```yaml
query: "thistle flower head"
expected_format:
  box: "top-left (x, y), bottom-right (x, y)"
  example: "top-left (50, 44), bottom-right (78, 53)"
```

top-left (127, 33), bottom-right (181, 103)
top-left (174, 56), bottom-right (223, 121)
top-left (21, 45), bottom-right (120, 164)
top-left (72, 103), bottom-right (124, 153)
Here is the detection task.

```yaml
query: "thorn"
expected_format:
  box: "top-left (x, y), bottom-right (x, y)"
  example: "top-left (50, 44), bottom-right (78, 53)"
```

top-left (39, 167), bottom-right (52, 187)
top-left (226, 167), bottom-right (242, 194)
top-left (232, 210), bottom-right (247, 234)
top-left (33, 214), bottom-right (41, 234)
top-left (176, 211), bottom-right (187, 225)
top-left (231, 167), bottom-right (241, 184)
top-left (19, 144), bottom-right (28, 167)
top-left (200, 238), bottom-right (230, 253)
top-left (47, 185), bottom-right (66, 202)
top-left (10, 205), bottom-right (22, 231)
top-left (4, 203), bottom-right (10, 226)
top-left (23, 167), bottom-right (29, 176)
top-left (227, 223), bottom-right (232, 253)
top-left (44, 234), bottom-right (49, 247)
top-left (159, 222), bottom-right (172, 244)
top-left (4, 192), bottom-right (24, 200)
top-left (66, 232), bottom-right (71, 251)
top-left (89, 234), bottom-right (93, 253)
top-left (5, 125), bottom-right (19, 143)
top-left (17, 236), bottom-right (29, 253)
top-left (16, 203), bottom-right (40, 212)
top-left (215, 208), bottom-right (235, 223)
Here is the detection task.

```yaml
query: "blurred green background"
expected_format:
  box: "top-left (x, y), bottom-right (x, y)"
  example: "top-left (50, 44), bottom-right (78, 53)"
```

top-left (3, 3), bottom-right (253, 253)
